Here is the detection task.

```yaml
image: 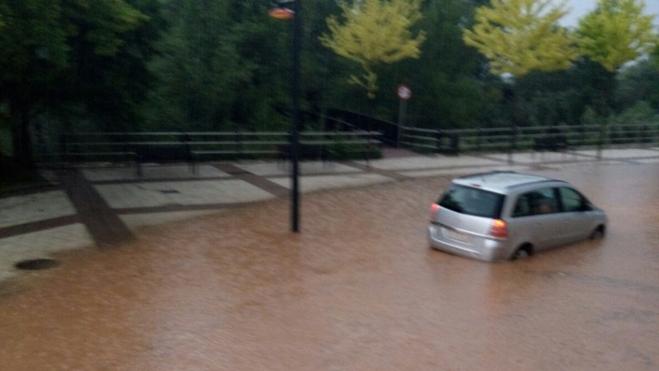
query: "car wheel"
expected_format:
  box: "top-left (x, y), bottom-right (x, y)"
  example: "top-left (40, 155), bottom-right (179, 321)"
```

top-left (590, 226), bottom-right (605, 240)
top-left (511, 245), bottom-right (533, 261)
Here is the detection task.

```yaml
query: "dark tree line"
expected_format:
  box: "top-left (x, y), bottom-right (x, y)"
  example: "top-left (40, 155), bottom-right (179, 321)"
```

top-left (1, 0), bottom-right (658, 166)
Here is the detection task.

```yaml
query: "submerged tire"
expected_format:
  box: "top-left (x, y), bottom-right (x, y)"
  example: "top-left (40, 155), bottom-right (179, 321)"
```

top-left (511, 244), bottom-right (533, 261)
top-left (590, 226), bottom-right (605, 240)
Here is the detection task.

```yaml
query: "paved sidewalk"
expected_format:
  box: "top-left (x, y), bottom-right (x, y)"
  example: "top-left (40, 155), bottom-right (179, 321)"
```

top-left (1, 148), bottom-right (658, 281)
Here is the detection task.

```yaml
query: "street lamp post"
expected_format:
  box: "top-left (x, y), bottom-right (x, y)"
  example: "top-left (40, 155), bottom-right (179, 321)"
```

top-left (270, 0), bottom-right (302, 233)
top-left (290, 0), bottom-right (301, 233)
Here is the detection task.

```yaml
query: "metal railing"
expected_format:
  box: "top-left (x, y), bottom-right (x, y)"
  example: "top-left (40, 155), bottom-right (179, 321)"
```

top-left (54, 130), bottom-right (384, 165)
top-left (399, 123), bottom-right (659, 156)
top-left (325, 109), bottom-right (400, 146)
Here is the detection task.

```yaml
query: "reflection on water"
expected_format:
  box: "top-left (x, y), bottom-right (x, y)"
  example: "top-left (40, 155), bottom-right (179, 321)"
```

top-left (1, 163), bottom-right (659, 370)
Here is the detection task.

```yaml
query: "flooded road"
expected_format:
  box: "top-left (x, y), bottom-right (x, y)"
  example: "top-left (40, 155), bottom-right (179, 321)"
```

top-left (1, 163), bottom-right (659, 370)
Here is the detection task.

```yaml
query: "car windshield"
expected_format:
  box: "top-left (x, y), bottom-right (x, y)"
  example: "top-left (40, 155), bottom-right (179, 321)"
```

top-left (439, 184), bottom-right (504, 218)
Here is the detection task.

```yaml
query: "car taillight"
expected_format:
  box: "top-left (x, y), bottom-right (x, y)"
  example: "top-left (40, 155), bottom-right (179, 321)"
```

top-left (430, 203), bottom-right (441, 219)
top-left (490, 219), bottom-right (508, 239)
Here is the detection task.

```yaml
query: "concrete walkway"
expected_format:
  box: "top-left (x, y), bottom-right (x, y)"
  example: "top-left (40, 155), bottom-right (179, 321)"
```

top-left (1, 148), bottom-right (659, 281)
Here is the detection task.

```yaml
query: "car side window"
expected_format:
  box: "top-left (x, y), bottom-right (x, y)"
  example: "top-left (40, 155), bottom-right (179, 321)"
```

top-left (559, 187), bottom-right (587, 212)
top-left (513, 188), bottom-right (560, 217)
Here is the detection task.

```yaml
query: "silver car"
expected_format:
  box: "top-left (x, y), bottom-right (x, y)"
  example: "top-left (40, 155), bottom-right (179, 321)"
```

top-left (428, 171), bottom-right (608, 261)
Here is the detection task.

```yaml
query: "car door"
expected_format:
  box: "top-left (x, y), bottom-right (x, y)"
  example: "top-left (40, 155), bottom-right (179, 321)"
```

top-left (557, 187), bottom-right (594, 243)
top-left (508, 188), bottom-right (564, 250)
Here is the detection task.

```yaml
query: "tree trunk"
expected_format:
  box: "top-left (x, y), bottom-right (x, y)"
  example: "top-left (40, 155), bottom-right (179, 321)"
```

top-left (504, 84), bottom-right (522, 127)
top-left (9, 101), bottom-right (34, 168)
top-left (594, 68), bottom-right (616, 118)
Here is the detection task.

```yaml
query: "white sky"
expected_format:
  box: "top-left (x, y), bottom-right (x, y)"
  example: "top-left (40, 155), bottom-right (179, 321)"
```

top-left (562, 0), bottom-right (659, 27)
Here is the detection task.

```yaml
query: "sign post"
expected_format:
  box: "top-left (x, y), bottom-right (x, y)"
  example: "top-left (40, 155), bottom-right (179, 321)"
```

top-left (397, 84), bottom-right (412, 147)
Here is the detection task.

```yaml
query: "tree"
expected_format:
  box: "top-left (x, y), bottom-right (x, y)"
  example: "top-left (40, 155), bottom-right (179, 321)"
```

top-left (0, 0), bottom-right (69, 165)
top-left (320, 0), bottom-right (426, 99)
top-left (576, 0), bottom-right (656, 72)
top-left (581, 105), bottom-right (602, 127)
top-left (0, 4), bottom-right (5, 30)
top-left (145, 0), bottom-right (296, 132)
top-left (0, 0), bottom-right (155, 166)
top-left (516, 78), bottom-right (582, 126)
top-left (63, 0), bottom-right (163, 132)
top-left (617, 60), bottom-right (659, 110)
top-left (575, 0), bottom-right (656, 117)
top-left (401, 0), bottom-right (497, 128)
top-left (610, 101), bottom-right (656, 125)
top-left (651, 41), bottom-right (659, 70)
top-left (146, 0), bottom-right (246, 131)
top-left (463, 0), bottom-right (577, 78)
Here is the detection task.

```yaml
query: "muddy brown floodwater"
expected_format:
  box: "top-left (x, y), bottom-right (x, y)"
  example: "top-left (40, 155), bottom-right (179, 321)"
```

top-left (1, 163), bottom-right (659, 370)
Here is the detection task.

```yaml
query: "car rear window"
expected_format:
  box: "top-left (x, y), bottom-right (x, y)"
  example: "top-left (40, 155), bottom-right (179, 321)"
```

top-left (438, 184), bottom-right (504, 219)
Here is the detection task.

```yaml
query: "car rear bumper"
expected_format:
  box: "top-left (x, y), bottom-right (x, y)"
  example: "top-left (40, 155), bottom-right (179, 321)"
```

top-left (427, 225), bottom-right (510, 262)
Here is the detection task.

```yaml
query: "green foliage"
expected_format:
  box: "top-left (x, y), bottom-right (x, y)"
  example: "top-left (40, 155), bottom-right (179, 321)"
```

top-left (0, 0), bottom-right (150, 86)
top-left (65, 0), bottom-right (164, 130)
top-left (581, 106), bottom-right (601, 126)
top-left (408, 0), bottom-right (496, 129)
top-left (320, 0), bottom-right (426, 98)
top-left (146, 0), bottom-right (243, 130)
top-left (326, 140), bottom-right (382, 160)
top-left (652, 44), bottom-right (659, 70)
top-left (0, 0), bottom-right (69, 86)
top-left (145, 0), bottom-right (294, 131)
top-left (464, 0), bottom-right (577, 77)
top-left (71, 1), bottom-right (147, 56)
top-left (617, 60), bottom-right (659, 110)
top-left (577, 0), bottom-right (656, 72)
top-left (323, 0), bottom-right (496, 129)
top-left (2, 0), bottom-right (659, 166)
top-left (0, 0), bottom-right (159, 163)
top-left (0, 2), bottom-right (6, 30)
top-left (518, 89), bottom-right (582, 127)
top-left (512, 59), bottom-right (619, 126)
top-left (610, 101), bottom-right (657, 124)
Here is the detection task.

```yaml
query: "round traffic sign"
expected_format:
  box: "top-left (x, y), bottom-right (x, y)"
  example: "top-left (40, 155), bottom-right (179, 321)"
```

top-left (397, 85), bottom-right (412, 100)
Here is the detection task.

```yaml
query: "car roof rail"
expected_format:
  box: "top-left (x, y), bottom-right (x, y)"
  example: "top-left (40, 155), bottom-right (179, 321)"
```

top-left (505, 179), bottom-right (568, 190)
top-left (456, 170), bottom-right (518, 179)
